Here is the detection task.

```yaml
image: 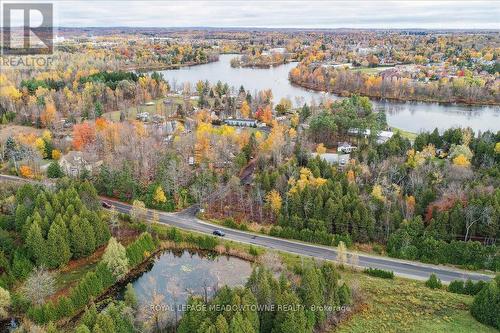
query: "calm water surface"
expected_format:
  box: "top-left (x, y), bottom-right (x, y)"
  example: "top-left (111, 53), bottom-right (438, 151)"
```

top-left (159, 54), bottom-right (500, 133)
top-left (124, 250), bottom-right (252, 315)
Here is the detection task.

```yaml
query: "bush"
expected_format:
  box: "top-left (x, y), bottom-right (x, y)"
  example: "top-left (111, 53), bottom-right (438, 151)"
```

top-left (364, 267), bottom-right (394, 279)
top-left (470, 276), bottom-right (500, 329)
top-left (222, 218), bottom-right (238, 229)
top-left (448, 279), bottom-right (487, 295)
top-left (425, 274), bottom-right (442, 289)
top-left (447, 280), bottom-right (465, 294)
top-left (248, 246), bottom-right (259, 257)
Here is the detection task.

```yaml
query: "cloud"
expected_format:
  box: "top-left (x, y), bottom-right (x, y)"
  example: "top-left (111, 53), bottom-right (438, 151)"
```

top-left (5, 0), bottom-right (500, 29)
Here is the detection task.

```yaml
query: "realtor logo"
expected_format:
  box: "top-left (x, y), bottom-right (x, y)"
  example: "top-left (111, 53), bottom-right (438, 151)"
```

top-left (1, 3), bottom-right (53, 55)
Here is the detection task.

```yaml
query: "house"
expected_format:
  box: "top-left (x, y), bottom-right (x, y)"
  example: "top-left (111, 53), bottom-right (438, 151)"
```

top-left (337, 142), bottom-right (358, 153)
top-left (224, 118), bottom-right (259, 127)
top-left (136, 112), bottom-right (150, 122)
top-left (347, 128), bottom-right (394, 144)
top-left (377, 130), bottom-right (394, 144)
top-left (59, 151), bottom-right (102, 177)
top-left (311, 153), bottom-right (350, 166)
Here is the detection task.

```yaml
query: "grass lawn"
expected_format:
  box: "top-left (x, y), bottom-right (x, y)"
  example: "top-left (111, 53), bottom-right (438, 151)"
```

top-left (337, 272), bottom-right (496, 333)
top-left (393, 127), bottom-right (418, 141)
top-left (279, 253), bottom-right (495, 333)
top-left (55, 261), bottom-right (99, 292)
top-left (104, 95), bottom-right (199, 122)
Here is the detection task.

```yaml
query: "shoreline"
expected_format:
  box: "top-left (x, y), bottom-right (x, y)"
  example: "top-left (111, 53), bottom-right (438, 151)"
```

top-left (289, 78), bottom-right (500, 107)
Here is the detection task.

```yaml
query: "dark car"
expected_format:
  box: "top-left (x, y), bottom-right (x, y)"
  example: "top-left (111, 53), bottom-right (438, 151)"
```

top-left (212, 230), bottom-right (225, 237)
top-left (101, 201), bottom-right (112, 209)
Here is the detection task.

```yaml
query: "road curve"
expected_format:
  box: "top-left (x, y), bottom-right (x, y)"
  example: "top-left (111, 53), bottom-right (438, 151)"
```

top-left (0, 174), bottom-right (495, 283)
top-left (103, 198), bottom-right (495, 283)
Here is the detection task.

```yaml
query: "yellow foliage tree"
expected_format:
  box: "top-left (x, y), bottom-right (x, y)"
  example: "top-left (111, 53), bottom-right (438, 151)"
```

top-left (405, 195), bottom-right (416, 216)
top-left (288, 167), bottom-right (327, 194)
top-left (453, 154), bottom-right (470, 167)
top-left (51, 149), bottom-right (61, 160)
top-left (371, 184), bottom-right (385, 202)
top-left (240, 100), bottom-right (251, 118)
top-left (290, 114), bottom-right (299, 128)
top-left (316, 143), bottom-right (326, 154)
top-left (153, 186), bottom-right (167, 204)
top-left (35, 138), bottom-right (47, 158)
top-left (265, 190), bottom-right (282, 215)
top-left (494, 142), bottom-right (500, 154)
top-left (41, 102), bottom-right (56, 128)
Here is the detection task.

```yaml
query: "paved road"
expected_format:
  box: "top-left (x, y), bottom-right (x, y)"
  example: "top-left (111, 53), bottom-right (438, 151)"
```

top-left (103, 198), bottom-right (495, 283)
top-left (0, 174), bottom-right (495, 283)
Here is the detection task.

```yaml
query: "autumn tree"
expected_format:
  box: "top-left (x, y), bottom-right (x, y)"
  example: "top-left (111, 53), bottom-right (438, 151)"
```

top-left (265, 190), bottom-right (282, 216)
top-left (153, 186), bottom-right (167, 205)
top-left (72, 122), bottom-right (96, 150)
top-left (131, 200), bottom-right (147, 223)
top-left (102, 237), bottom-right (129, 280)
top-left (240, 100), bottom-right (251, 118)
top-left (41, 101), bottom-right (57, 128)
top-left (21, 267), bottom-right (55, 306)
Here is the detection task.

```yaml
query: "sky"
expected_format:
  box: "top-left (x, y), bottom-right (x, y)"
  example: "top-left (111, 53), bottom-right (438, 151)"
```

top-left (4, 0), bottom-right (500, 29)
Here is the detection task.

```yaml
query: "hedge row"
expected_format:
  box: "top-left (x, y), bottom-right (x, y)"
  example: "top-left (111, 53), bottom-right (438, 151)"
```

top-left (154, 225), bottom-right (220, 251)
top-left (363, 267), bottom-right (394, 279)
top-left (126, 232), bottom-right (156, 267)
top-left (448, 279), bottom-right (487, 295)
top-left (269, 226), bottom-right (353, 248)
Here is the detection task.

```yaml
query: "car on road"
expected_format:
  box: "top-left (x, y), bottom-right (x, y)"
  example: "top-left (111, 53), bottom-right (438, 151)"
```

top-left (212, 230), bottom-right (225, 237)
top-left (101, 201), bottom-right (112, 209)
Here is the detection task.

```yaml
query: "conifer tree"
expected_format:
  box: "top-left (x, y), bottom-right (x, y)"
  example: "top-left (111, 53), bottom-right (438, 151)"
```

top-left (26, 221), bottom-right (46, 266)
top-left (46, 221), bottom-right (71, 268)
top-left (81, 218), bottom-right (96, 256)
top-left (69, 216), bottom-right (87, 258)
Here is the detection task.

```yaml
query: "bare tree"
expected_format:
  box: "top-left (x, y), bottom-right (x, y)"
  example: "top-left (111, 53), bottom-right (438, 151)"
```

top-left (464, 205), bottom-right (492, 241)
top-left (21, 267), bottom-right (55, 306)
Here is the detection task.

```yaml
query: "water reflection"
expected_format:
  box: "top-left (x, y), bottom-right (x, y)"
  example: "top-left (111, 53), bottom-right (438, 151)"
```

top-left (158, 55), bottom-right (500, 133)
top-left (125, 249), bottom-right (252, 321)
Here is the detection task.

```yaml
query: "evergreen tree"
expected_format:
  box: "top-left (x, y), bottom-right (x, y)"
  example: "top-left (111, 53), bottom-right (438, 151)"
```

top-left (47, 162), bottom-right (64, 178)
top-left (25, 222), bottom-right (46, 266)
top-left (46, 221), bottom-right (71, 268)
top-left (272, 291), bottom-right (308, 333)
top-left (81, 218), bottom-right (96, 256)
top-left (215, 314), bottom-right (229, 333)
top-left (69, 216), bottom-right (87, 258)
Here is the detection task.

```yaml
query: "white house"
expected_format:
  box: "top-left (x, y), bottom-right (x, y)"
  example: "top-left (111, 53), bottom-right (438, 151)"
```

top-left (224, 118), bottom-right (259, 127)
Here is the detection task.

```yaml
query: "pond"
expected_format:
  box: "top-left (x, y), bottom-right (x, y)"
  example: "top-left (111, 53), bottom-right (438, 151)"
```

top-left (158, 54), bottom-right (500, 133)
top-left (120, 249), bottom-right (253, 324)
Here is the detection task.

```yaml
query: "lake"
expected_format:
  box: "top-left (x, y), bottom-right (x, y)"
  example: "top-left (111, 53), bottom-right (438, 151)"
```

top-left (121, 249), bottom-right (253, 326)
top-left (158, 54), bottom-right (500, 133)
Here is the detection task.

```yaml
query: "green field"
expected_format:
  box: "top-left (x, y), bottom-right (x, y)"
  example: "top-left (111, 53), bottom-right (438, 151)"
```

top-left (279, 253), bottom-right (495, 333)
top-left (393, 127), bottom-right (418, 141)
top-left (103, 95), bottom-right (194, 122)
top-left (336, 272), bottom-right (496, 333)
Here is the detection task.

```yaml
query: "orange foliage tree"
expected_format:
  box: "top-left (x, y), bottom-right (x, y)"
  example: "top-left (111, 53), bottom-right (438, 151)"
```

top-left (19, 165), bottom-right (34, 178)
top-left (72, 122), bottom-right (95, 150)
